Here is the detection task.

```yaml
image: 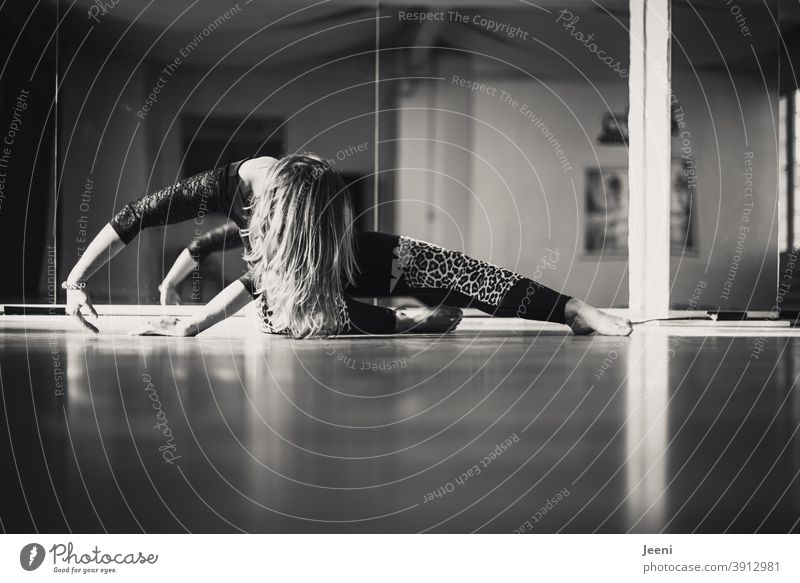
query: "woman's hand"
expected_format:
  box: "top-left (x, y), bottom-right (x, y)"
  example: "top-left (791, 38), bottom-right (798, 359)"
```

top-left (66, 288), bottom-right (99, 334)
top-left (158, 283), bottom-right (182, 305)
top-left (395, 306), bottom-right (463, 334)
top-left (63, 225), bottom-right (129, 334)
top-left (129, 317), bottom-right (197, 337)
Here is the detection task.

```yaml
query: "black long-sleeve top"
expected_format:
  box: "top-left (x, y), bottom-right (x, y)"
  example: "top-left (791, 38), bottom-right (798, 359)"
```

top-left (109, 159), bottom-right (256, 294)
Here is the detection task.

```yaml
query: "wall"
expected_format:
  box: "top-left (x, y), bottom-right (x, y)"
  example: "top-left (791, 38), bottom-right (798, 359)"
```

top-left (393, 55), bottom-right (474, 252)
top-left (57, 55), bottom-right (151, 304)
top-left (669, 70), bottom-right (778, 310)
top-left (0, 3), bottom-right (57, 303)
top-left (394, 76), bottom-right (629, 307)
top-left (393, 70), bottom-right (778, 310)
top-left (470, 78), bottom-right (630, 307)
top-left (54, 8), bottom-right (780, 309)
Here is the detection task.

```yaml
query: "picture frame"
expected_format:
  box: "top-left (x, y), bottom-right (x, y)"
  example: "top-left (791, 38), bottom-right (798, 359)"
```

top-left (584, 159), bottom-right (696, 255)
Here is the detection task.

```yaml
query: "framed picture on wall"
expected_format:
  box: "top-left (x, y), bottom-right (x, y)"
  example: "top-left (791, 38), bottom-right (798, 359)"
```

top-left (584, 159), bottom-right (696, 255)
top-left (585, 166), bottom-right (629, 255)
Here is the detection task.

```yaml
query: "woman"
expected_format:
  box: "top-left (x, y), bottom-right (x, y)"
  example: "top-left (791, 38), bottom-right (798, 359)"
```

top-left (63, 154), bottom-right (633, 338)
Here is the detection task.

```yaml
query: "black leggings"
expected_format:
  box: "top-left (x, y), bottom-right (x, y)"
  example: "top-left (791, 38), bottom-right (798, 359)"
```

top-left (257, 231), bottom-right (572, 335)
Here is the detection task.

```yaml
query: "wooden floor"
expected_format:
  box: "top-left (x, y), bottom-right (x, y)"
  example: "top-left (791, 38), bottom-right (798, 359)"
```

top-left (1, 315), bottom-right (799, 533)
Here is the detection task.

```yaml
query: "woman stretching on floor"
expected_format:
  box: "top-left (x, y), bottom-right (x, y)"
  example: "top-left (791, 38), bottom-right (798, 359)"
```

top-left (63, 154), bottom-right (633, 338)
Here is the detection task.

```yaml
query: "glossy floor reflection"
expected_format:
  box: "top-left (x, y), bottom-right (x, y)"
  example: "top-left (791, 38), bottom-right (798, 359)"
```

top-left (1, 315), bottom-right (799, 533)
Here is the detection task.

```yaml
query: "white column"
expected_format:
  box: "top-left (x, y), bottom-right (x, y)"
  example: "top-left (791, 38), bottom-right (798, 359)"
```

top-left (628, 0), bottom-right (671, 319)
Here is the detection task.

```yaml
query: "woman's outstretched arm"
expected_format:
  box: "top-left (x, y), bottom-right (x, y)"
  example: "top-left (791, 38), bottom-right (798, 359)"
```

top-left (130, 279), bottom-right (253, 337)
top-left (160, 223), bottom-right (244, 305)
top-left (158, 249), bottom-right (195, 305)
top-left (65, 165), bottom-right (233, 332)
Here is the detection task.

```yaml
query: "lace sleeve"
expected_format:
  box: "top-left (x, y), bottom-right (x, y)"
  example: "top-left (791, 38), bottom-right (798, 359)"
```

top-left (187, 223), bottom-right (244, 263)
top-left (110, 166), bottom-right (229, 244)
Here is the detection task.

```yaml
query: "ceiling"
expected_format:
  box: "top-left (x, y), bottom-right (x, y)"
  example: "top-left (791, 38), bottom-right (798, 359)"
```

top-left (47, 0), bottom-right (800, 80)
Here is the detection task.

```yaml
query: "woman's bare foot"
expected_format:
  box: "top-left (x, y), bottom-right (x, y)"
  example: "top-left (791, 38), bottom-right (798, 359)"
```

top-left (564, 298), bottom-right (632, 336)
top-left (395, 306), bottom-right (463, 334)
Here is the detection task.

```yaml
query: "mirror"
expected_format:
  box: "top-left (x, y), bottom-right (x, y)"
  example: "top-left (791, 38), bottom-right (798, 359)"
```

top-left (380, 0), bottom-right (631, 307)
top-left (55, 0), bottom-right (377, 303)
top-left (2, 1), bottom-right (792, 312)
top-left (669, 1), bottom-right (785, 312)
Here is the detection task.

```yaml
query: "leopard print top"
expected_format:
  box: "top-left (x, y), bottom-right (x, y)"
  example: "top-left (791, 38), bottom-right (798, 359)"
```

top-left (255, 294), bottom-right (351, 336)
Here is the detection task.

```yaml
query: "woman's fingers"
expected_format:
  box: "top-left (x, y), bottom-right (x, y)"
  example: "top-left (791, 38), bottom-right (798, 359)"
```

top-left (74, 310), bottom-right (99, 334)
top-left (67, 289), bottom-right (99, 333)
top-left (85, 299), bottom-right (99, 319)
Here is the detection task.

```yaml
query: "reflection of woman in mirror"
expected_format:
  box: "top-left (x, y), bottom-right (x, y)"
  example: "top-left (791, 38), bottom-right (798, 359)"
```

top-left (62, 155), bottom-right (633, 337)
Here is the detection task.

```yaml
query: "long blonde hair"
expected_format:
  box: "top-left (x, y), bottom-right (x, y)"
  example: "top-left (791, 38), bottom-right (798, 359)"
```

top-left (243, 154), bottom-right (357, 338)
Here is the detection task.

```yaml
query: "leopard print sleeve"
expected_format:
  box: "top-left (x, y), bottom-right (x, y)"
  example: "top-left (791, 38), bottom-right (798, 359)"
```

top-left (110, 166), bottom-right (229, 244)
